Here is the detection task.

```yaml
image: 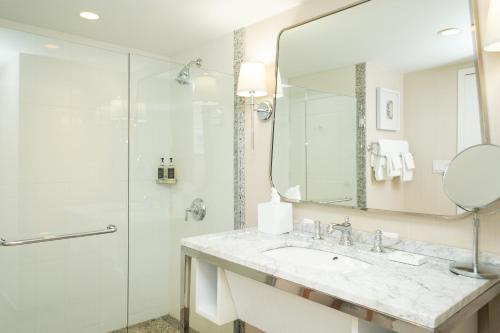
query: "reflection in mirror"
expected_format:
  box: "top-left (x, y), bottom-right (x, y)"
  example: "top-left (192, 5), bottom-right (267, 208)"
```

top-left (271, 0), bottom-right (486, 216)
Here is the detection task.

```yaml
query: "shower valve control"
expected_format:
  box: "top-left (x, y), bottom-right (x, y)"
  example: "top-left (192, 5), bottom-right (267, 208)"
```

top-left (185, 198), bottom-right (206, 222)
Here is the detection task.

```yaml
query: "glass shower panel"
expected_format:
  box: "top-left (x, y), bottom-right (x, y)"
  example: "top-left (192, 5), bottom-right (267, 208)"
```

top-left (0, 27), bottom-right (129, 332)
top-left (129, 55), bottom-right (234, 333)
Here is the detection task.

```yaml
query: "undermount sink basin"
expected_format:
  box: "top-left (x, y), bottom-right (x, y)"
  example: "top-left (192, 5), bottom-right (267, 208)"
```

top-left (263, 246), bottom-right (371, 274)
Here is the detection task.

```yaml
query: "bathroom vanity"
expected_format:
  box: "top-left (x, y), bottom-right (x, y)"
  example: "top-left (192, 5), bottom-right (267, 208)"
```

top-left (180, 228), bottom-right (500, 333)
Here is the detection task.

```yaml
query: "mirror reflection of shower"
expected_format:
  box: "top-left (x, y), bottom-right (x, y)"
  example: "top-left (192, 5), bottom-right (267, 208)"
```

top-left (176, 58), bottom-right (202, 84)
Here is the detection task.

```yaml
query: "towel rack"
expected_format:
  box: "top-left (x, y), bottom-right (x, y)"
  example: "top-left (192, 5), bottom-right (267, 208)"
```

top-left (367, 142), bottom-right (386, 159)
top-left (368, 141), bottom-right (408, 159)
top-left (0, 224), bottom-right (117, 246)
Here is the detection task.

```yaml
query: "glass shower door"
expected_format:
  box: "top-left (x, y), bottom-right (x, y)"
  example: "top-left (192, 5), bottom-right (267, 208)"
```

top-left (129, 55), bottom-right (234, 333)
top-left (0, 27), bottom-right (129, 332)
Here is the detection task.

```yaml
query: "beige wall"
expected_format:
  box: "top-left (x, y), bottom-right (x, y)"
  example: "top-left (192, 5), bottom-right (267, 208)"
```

top-left (403, 62), bottom-right (473, 215)
top-left (365, 63), bottom-right (406, 211)
top-left (244, 0), bottom-right (500, 254)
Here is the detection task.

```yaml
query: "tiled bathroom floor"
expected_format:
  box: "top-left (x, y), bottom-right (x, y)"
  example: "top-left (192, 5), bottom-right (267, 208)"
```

top-left (110, 315), bottom-right (181, 333)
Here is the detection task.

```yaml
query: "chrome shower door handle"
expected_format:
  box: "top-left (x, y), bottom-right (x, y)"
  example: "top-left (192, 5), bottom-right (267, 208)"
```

top-left (184, 198), bottom-right (206, 222)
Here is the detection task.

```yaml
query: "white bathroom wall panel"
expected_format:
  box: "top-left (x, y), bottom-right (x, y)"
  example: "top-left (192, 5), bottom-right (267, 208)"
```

top-left (0, 53), bottom-right (20, 333)
top-left (457, 69), bottom-right (481, 152)
top-left (167, 67), bottom-right (234, 333)
top-left (0, 27), bottom-right (129, 333)
top-left (306, 95), bottom-right (357, 204)
top-left (129, 54), bottom-right (234, 333)
top-left (129, 56), bottom-right (174, 325)
top-left (289, 99), bottom-right (307, 197)
top-left (271, 89), bottom-right (291, 193)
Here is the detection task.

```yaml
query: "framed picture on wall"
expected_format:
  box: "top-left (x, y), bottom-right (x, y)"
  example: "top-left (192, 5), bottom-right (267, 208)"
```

top-left (376, 87), bottom-right (400, 131)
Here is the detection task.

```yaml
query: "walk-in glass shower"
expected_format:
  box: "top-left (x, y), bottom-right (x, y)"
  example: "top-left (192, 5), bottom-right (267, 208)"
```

top-left (0, 26), bottom-right (234, 333)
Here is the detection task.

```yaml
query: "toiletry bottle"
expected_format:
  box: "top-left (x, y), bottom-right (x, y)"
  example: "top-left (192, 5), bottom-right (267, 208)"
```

top-left (166, 157), bottom-right (177, 184)
top-left (158, 158), bottom-right (165, 180)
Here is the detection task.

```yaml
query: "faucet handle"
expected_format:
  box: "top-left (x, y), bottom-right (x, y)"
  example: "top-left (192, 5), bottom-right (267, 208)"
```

top-left (343, 216), bottom-right (351, 226)
top-left (371, 229), bottom-right (385, 253)
top-left (312, 220), bottom-right (323, 240)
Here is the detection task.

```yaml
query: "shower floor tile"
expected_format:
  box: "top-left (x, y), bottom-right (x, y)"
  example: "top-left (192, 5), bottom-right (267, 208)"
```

top-left (110, 315), bottom-right (182, 333)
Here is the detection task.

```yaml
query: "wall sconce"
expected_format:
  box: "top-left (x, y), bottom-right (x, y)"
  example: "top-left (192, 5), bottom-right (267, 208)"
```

top-left (237, 61), bottom-right (273, 151)
top-left (484, 0), bottom-right (500, 52)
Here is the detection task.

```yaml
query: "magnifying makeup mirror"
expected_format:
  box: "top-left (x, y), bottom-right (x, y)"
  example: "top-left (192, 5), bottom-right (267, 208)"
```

top-left (443, 144), bottom-right (500, 279)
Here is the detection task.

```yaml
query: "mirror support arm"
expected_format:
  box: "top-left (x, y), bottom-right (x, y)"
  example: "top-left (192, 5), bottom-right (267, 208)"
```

top-left (473, 212), bottom-right (480, 274)
top-left (450, 211), bottom-right (499, 279)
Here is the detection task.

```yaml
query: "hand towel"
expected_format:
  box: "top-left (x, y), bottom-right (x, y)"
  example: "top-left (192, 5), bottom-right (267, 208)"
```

top-left (401, 151), bottom-right (415, 182)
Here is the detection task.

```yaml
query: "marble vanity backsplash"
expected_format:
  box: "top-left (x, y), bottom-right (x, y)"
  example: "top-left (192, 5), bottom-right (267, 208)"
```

top-left (294, 221), bottom-right (500, 266)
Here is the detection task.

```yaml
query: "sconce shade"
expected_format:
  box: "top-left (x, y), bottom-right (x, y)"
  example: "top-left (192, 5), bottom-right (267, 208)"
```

top-left (237, 61), bottom-right (268, 97)
top-left (193, 74), bottom-right (218, 106)
top-left (484, 0), bottom-right (500, 52)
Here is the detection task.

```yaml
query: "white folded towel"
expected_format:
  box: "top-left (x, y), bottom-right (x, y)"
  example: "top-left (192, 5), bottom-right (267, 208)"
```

top-left (372, 154), bottom-right (389, 181)
top-left (401, 151), bottom-right (415, 182)
top-left (379, 139), bottom-right (406, 177)
top-left (371, 139), bottom-right (414, 181)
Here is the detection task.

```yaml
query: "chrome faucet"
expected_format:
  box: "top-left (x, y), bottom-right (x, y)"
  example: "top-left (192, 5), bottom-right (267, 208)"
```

top-left (327, 216), bottom-right (353, 246)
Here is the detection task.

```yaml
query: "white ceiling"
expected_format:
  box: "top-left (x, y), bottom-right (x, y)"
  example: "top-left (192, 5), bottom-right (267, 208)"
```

top-left (0, 0), bottom-right (309, 55)
top-left (279, 0), bottom-right (475, 77)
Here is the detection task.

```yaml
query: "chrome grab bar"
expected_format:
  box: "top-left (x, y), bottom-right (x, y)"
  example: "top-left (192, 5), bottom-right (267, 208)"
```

top-left (0, 224), bottom-right (117, 247)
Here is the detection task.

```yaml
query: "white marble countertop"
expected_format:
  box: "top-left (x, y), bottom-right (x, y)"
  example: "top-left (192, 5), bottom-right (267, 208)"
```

top-left (181, 227), bottom-right (500, 329)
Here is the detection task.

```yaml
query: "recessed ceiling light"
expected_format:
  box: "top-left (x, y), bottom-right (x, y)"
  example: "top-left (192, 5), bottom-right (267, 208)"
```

top-left (44, 43), bottom-right (60, 49)
top-left (80, 11), bottom-right (100, 20)
top-left (437, 28), bottom-right (461, 36)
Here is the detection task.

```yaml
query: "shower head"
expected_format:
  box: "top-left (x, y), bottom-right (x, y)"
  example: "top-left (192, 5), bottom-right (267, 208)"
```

top-left (176, 58), bottom-right (202, 85)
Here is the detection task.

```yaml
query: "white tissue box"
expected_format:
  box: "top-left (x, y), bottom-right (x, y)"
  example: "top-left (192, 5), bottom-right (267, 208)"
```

top-left (257, 202), bottom-right (293, 235)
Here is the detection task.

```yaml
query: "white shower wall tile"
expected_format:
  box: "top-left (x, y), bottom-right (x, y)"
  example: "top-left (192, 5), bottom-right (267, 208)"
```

top-left (129, 55), bottom-right (174, 325)
top-left (0, 31), bottom-right (129, 333)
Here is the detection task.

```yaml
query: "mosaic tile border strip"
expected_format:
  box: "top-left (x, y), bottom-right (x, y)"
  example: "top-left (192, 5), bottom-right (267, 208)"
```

top-left (355, 63), bottom-right (367, 209)
top-left (233, 26), bottom-right (247, 333)
top-left (233, 28), bottom-right (246, 230)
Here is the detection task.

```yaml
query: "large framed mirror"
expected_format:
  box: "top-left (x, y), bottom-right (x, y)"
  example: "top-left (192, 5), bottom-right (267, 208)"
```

top-left (271, 0), bottom-right (489, 217)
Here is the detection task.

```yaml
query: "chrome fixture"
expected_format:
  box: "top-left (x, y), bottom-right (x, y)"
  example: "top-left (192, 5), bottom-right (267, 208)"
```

top-left (371, 230), bottom-right (385, 253)
top-left (176, 58), bottom-right (202, 85)
top-left (0, 225), bottom-right (117, 246)
top-left (327, 216), bottom-right (353, 246)
top-left (443, 144), bottom-right (500, 279)
top-left (312, 220), bottom-right (323, 240)
top-left (185, 198), bottom-right (206, 221)
top-left (256, 100), bottom-right (273, 120)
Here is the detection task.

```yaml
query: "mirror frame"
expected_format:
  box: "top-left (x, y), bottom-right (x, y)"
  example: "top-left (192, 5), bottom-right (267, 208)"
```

top-left (269, 0), bottom-right (490, 218)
